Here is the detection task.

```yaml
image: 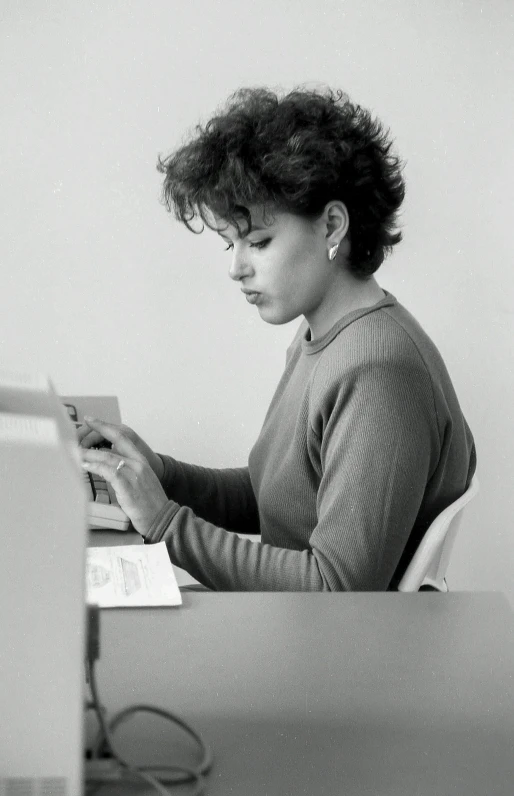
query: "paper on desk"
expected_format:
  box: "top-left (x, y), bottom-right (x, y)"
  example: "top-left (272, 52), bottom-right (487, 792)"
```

top-left (86, 542), bottom-right (182, 607)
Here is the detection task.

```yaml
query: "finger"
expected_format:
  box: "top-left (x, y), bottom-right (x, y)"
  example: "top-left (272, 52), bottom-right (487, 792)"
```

top-left (82, 458), bottom-right (127, 485)
top-left (76, 423), bottom-right (91, 442)
top-left (81, 448), bottom-right (130, 471)
top-left (82, 417), bottom-right (141, 460)
top-left (82, 452), bottom-right (134, 486)
top-left (80, 432), bottom-right (112, 450)
top-left (77, 425), bottom-right (106, 448)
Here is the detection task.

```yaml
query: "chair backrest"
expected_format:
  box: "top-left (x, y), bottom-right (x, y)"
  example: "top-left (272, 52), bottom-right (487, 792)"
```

top-left (398, 474), bottom-right (479, 592)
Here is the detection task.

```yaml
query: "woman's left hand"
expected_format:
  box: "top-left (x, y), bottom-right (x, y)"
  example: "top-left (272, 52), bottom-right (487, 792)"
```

top-left (80, 424), bottom-right (169, 537)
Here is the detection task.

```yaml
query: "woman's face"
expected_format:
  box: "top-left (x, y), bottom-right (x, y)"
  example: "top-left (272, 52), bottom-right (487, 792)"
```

top-left (214, 206), bottom-right (343, 329)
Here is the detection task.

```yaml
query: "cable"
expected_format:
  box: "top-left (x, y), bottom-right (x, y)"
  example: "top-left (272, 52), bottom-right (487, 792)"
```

top-left (87, 659), bottom-right (213, 794)
top-left (91, 703), bottom-right (214, 780)
top-left (85, 606), bottom-right (214, 795)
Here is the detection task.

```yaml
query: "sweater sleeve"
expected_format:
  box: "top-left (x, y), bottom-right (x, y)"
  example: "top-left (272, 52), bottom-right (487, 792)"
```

top-left (305, 356), bottom-right (439, 590)
top-left (157, 455), bottom-right (260, 534)
top-left (145, 356), bottom-right (439, 591)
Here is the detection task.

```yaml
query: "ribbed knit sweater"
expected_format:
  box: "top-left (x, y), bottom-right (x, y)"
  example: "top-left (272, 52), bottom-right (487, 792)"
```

top-left (145, 291), bottom-right (476, 591)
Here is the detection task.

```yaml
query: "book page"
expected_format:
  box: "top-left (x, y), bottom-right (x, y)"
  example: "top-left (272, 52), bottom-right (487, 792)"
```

top-left (86, 542), bottom-right (182, 607)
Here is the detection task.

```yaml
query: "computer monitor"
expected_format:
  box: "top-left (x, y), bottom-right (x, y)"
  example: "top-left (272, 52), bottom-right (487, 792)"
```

top-left (0, 370), bottom-right (87, 795)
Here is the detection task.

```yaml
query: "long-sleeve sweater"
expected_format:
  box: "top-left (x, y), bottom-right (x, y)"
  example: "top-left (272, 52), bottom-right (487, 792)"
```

top-left (144, 291), bottom-right (476, 591)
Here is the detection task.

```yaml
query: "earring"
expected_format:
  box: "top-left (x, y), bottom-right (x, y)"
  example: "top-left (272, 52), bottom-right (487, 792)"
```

top-left (328, 243), bottom-right (339, 261)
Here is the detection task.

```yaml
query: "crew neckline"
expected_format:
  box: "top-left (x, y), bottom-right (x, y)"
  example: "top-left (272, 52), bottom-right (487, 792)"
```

top-left (302, 290), bottom-right (396, 354)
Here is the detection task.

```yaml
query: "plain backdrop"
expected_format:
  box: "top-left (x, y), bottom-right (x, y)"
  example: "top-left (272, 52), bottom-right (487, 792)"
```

top-left (1, 0), bottom-right (513, 604)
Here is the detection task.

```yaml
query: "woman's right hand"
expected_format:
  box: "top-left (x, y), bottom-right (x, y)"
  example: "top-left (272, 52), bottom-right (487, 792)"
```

top-left (77, 416), bottom-right (164, 482)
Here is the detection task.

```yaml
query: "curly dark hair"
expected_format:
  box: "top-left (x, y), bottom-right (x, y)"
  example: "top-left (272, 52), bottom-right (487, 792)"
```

top-left (157, 86), bottom-right (406, 279)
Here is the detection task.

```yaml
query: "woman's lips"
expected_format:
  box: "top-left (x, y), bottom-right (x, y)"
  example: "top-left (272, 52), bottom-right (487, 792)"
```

top-left (243, 291), bottom-right (261, 305)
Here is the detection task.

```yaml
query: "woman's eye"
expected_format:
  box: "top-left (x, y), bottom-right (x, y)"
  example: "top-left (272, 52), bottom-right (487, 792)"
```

top-left (223, 238), bottom-right (270, 252)
top-left (250, 238), bottom-right (271, 250)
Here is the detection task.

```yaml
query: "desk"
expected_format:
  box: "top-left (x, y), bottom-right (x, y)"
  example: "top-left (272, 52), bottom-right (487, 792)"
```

top-left (89, 592), bottom-right (513, 795)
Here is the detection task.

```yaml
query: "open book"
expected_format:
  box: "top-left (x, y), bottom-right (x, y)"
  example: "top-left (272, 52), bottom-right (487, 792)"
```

top-left (86, 541), bottom-right (182, 607)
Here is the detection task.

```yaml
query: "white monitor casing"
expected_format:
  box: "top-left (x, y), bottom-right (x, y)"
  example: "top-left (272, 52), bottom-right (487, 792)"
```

top-left (0, 372), bottom-right (87, 795)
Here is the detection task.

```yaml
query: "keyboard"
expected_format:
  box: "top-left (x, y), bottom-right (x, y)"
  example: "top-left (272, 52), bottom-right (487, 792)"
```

top-left (62, 400), bottom-right (131, 530)
top-left (83, 469), bottom-right (130, 531)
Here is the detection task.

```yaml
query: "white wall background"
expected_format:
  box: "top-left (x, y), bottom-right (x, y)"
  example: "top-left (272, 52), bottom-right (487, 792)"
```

top-left (1, 0), bottom-right (512, 602)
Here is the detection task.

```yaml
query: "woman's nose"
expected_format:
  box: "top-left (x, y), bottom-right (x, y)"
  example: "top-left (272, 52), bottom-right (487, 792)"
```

top-left (228, 249), bottom-right (250, 281)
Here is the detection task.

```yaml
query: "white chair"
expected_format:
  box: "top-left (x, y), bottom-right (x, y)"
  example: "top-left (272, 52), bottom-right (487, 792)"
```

top-left (398, 474), bottom-right (479, 593)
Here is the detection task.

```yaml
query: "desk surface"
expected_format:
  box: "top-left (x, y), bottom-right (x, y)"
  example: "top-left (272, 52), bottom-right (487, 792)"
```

top-left (91, 592), bottom-right (514, 796)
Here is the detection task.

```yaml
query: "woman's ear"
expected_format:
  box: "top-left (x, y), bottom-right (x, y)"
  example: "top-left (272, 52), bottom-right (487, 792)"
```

top-left (324, 201), bottom-right (349, 243)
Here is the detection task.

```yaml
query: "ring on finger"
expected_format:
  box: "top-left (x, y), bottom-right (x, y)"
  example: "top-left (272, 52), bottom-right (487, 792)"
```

top-left (115, 459), bottom-right (126, 474)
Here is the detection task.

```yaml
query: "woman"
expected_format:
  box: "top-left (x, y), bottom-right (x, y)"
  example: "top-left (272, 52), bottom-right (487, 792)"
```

top-left (80, 86), bottom-right (476, 591)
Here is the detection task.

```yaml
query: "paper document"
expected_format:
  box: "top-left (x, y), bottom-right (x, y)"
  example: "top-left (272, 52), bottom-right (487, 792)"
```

top-left (86, 542), bottom-right (182, 607)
